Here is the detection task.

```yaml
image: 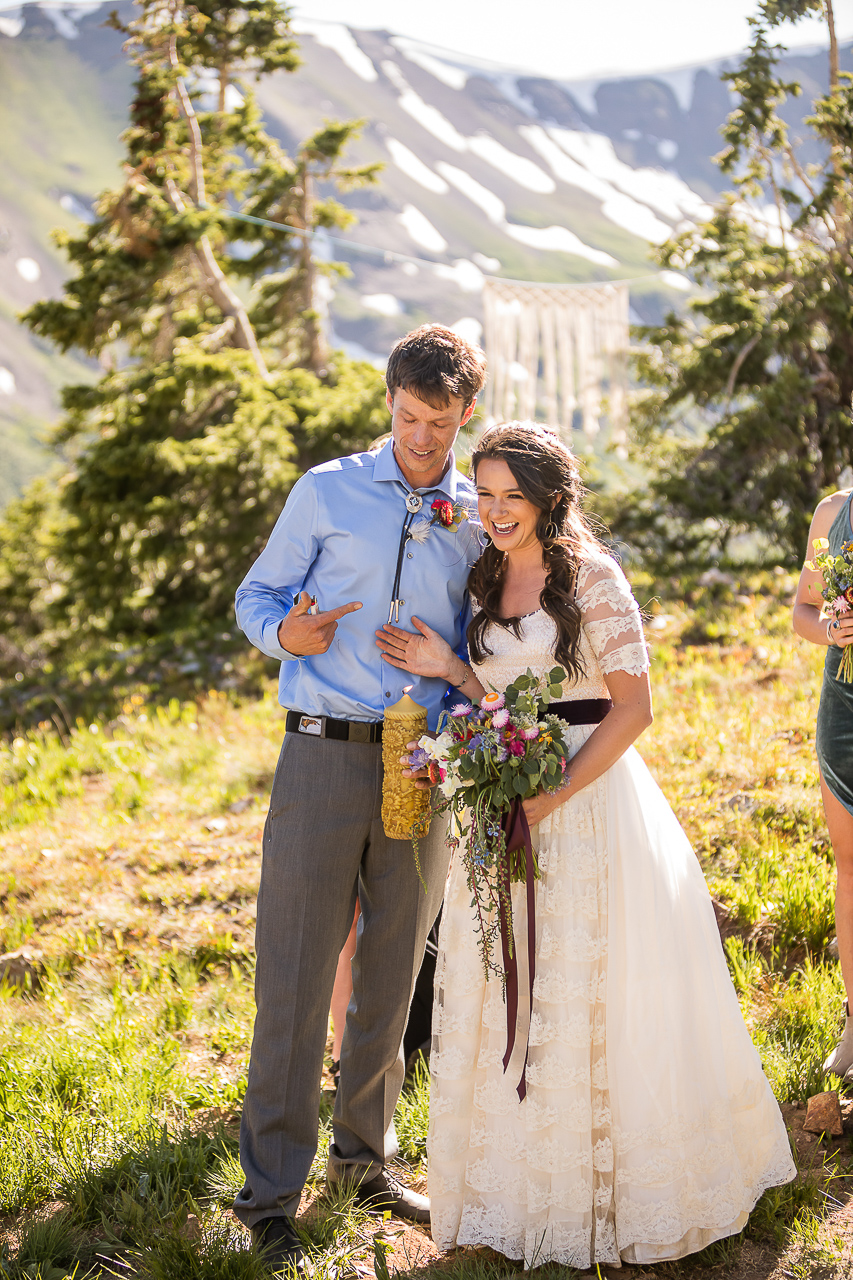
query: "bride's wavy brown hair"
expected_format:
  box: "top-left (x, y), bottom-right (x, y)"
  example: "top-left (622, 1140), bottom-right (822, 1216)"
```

top-left (467, 421), bottom-right (606, 679)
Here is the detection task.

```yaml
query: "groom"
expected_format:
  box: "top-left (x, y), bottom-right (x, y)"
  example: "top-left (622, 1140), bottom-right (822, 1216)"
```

top-left (233, 325), bottom-right (486, 1273)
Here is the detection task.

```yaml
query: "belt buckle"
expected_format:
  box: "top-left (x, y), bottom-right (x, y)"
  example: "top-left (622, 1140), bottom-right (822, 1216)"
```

top-left (297, 714), bottom-right (323, 737)
top-left (349, 722), bottom-right (371, 743)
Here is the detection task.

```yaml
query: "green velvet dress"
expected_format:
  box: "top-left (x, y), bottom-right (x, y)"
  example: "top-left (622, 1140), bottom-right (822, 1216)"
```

top-left (815, 492), bottom-right (853, 815)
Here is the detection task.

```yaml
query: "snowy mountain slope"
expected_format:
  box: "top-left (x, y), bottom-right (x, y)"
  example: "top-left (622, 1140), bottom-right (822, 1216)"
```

top-left (0, 2), bottom-right (848, 495)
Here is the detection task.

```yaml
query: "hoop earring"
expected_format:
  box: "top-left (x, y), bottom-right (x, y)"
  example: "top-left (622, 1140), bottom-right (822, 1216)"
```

top-left (544, 519), bottom-right (559, 544)
top-left (477, 527), bottom-right (492, 550)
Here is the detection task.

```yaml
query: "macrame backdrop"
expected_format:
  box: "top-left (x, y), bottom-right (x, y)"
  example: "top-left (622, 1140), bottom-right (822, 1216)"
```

top-left (482, 278), bottom-right (630, 439)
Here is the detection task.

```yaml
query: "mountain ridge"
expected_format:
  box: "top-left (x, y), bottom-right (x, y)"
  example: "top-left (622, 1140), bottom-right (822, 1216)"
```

top-left (0, 1), bottom-right (848, 501)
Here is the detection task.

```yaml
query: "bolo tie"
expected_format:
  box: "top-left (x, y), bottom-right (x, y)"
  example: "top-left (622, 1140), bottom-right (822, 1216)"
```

top-left (388, 490), bottom-right (424, 623)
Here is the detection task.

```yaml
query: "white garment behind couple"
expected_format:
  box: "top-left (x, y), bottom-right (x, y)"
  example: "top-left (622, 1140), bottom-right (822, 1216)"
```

top-left (428, 553), bottom-right (795, 1268)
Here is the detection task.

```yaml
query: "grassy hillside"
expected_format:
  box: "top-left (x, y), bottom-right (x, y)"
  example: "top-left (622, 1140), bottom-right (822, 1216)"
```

top-left (1, 579), bottom-right (852, 1277)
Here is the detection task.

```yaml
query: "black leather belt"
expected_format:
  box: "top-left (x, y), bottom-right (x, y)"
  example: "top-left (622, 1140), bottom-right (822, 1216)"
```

top-left (549, 698), bottom-right (612, 724)
top-left (285, 709), bottom-right (383, 743)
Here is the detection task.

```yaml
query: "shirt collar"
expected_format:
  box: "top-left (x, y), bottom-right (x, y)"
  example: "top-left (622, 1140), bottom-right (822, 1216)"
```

top-left (372, 439), bottom-right (460, 501)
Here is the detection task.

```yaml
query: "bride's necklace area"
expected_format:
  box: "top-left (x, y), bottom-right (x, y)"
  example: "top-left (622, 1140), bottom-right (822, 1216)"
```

top-left (499, 552), bottom-right (548, 622)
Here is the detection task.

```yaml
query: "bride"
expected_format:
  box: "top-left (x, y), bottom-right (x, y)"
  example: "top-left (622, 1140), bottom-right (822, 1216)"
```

top-left (377, 421), bottom-right (795, 1268)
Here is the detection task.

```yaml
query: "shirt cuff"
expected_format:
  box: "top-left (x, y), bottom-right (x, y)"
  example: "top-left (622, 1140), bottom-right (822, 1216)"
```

top-left (261, 618), bottom-right (302, 661)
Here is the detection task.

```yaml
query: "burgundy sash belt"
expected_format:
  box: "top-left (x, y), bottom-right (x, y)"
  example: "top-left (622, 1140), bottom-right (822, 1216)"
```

top-left (498, 696), bottom-right (612, 1101)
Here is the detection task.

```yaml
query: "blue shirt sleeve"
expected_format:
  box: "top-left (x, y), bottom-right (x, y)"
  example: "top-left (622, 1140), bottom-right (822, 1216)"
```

top-left (457, 592), bottom-right (473, 662)
top-left (235, 472), bottom-right (319, 661)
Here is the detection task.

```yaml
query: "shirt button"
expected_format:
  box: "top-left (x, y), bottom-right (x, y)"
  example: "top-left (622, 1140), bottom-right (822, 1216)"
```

top-left (385, 691), bottom-right (391, 698)
top-left (407, 553), bottom-right (413, 559)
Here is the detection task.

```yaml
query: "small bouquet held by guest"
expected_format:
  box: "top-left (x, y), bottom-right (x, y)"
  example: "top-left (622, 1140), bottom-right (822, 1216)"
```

top-left (806, 536), bottom-right (853, 682)
top-left (409, 666), bottom-right (571, 981)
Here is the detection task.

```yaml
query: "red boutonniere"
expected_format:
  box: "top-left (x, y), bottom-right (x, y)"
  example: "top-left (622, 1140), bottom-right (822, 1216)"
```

top-left (430, 499), bottom-right (468, 532)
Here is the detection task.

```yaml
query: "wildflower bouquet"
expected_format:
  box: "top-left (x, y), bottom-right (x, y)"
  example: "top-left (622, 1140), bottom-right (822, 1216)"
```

top-left (410, 666), bottom-right (571, 980)
top-left (806, 536), bottom-right (853, 682)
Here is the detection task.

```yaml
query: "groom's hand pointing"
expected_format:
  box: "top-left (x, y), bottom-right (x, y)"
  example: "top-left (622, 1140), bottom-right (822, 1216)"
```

top-left (278, 591), bottom-right (362, 656)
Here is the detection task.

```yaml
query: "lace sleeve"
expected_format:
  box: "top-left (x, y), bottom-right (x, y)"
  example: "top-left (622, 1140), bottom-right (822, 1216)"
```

top-left (576, 555), bottom-right (649, 677)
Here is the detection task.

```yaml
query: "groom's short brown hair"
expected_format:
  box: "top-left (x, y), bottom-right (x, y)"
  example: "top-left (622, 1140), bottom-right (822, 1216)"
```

top-left (385, 324), bottom-right (487, 411)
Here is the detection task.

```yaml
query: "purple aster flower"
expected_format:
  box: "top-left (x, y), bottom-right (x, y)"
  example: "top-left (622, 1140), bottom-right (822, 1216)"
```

top-left (408, 747), bottom-right (430, 770)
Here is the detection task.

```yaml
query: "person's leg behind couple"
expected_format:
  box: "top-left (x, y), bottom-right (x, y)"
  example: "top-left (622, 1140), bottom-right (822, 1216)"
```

top-left (233, 731), bottom-right (448, 1233)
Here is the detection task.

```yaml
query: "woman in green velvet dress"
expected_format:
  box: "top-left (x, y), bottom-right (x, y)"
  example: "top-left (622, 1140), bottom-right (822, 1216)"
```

top-left (794, 488), bottom-right (853, 1081)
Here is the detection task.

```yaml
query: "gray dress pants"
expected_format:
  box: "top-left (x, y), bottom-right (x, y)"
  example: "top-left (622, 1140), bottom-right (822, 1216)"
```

top-left (233, 731), bottom-right (449, 1226)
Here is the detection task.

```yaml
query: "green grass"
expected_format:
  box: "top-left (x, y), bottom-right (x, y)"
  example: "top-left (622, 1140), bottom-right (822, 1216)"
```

top-left (2, 577), bottom-right (853, 1276)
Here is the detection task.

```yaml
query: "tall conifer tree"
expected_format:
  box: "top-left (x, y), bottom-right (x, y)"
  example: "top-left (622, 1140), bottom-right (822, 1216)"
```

top-left (624, 0), bottom-right (853, 568)
top-left (1, 0), bottom-right (385, 684)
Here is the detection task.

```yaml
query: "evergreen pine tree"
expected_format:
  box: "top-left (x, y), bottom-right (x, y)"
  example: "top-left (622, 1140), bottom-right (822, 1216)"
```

top-left (0, 0), bottom-right (386, 705)
top-left (623, 0), bottom-right (853, 569)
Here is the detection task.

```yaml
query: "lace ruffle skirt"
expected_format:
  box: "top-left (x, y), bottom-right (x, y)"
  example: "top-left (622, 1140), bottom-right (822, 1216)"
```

top-left (427, 730), bottom-right (796, 1268)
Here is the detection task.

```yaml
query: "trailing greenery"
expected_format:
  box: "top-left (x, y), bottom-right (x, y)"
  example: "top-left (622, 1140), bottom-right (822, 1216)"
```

top-left (0, 0), bottom-right (386, 718)
top-left (621, 0), bottom-right (853, 570)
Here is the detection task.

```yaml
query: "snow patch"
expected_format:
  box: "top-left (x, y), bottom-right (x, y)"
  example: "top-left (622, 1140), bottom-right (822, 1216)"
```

top-left (450, 317), bottom-right (483, 346)
top-left (521, 125), bottom-right (612, 199)
top-left (504, 222), bottom-right (617, 267)
top-left (391, 38), bottom-right (468, 90)
top-left (382, 62), bottom-right (467, 152)
top-left (651, 65), bottom-right (698, 112)
top-left (521, 125), bottom-right (672, 242)
top-left (737, 200), bottom-right (797, 249)
top-left (16, 258), bottom-right (41, 282)
top-left (31, 2), bottom-right (104, 39)
top-left (0, 367), bottom-right (16, 396)
top-left (398, 204), bottom-right (447, 254)
top-left (361, 293), bottom-right (403, 316)
top-left (436, 162), bottom-right (505, 224)
top-left (601, 194), bottom-right (672, 243)
top-left (59, 192), bottom-right (95, 223)
top-left (473, 251), bottom-right (501, 272)
top-left (467, 134), bottom-right (555, 194)
top-left (432, 259), bottom-right (484, 293)
top-left (549, 128), bottom-right (710, 222)
top-left (292, 20), bottom-right (377, 82)
top-left (560, 79), bottom-right (601, 117)
top-left (0, 8), bottom-right (24, 37)
top-left (385, 138), bottom-right (448, 194)
top-left (40, 3), bottom-right (77, 37)
top-left (660, 269), bottom-right (692, 291)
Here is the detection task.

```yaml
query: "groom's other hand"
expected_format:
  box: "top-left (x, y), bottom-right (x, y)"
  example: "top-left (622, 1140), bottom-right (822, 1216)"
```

top-left (278, 591), bottom-right (363, 656)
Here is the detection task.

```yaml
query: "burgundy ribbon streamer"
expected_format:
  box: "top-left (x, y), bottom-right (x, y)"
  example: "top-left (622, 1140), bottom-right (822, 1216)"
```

top-left (498, 798), bottom-right (536, 1101)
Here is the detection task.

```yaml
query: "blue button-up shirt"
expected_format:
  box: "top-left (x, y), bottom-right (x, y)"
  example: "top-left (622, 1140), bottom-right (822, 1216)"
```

top-left (235, 440), bottom-right (481, 730)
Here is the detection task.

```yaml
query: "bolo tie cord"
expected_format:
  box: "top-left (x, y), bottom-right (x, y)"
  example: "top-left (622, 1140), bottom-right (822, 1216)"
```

top-left (388, 508), bottom-right (417, 624)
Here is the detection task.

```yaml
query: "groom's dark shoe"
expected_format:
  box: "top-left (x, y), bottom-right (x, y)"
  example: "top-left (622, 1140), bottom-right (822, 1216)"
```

top-left (329, 1168), bottom-right (430, 1224)
top-left (251, 1215), bottom-right (304, 1275)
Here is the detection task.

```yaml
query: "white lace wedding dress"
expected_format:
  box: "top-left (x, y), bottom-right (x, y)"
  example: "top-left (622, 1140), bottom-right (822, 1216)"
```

top-left (428, 554), bottom-right (795, 1268)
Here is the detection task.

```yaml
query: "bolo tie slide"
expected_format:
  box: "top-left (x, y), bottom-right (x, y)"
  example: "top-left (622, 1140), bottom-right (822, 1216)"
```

top-left (388, 491), bottom-right (424, 624)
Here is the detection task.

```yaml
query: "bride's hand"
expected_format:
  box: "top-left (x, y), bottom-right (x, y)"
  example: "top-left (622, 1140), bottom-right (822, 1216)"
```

top-left (376, 616), bottom-right (456, 679)
top-left (522, 789), bottom-right (564, 829)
